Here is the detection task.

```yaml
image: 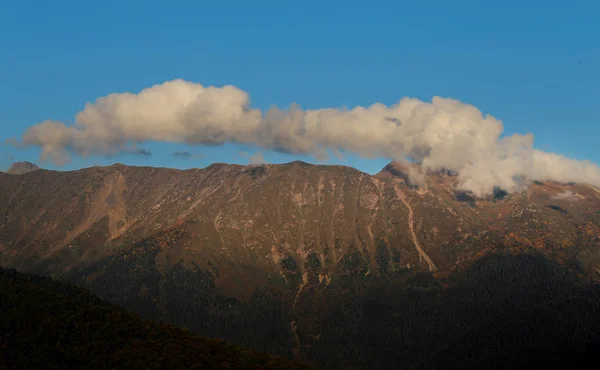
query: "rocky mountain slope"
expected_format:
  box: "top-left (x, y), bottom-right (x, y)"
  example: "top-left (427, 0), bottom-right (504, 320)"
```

top-left (1, 161), bottom-right (599, 369)
top-left (1, 161), bottom-right (598, 281)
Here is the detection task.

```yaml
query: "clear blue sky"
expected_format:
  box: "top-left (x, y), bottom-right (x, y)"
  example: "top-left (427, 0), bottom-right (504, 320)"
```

top-left (1, 0), bottom-right (598, 174)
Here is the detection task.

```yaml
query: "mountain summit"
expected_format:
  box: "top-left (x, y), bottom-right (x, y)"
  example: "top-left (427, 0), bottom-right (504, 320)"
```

top-left (7, 161), bottom-right (39, 175)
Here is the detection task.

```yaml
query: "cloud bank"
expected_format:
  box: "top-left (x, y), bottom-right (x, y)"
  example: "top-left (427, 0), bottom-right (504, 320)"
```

top-left (15, 79), bottom-right (600, 196)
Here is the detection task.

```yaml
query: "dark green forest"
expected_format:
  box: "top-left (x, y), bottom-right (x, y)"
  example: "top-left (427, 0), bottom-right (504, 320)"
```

top-left (0, 267), bottom-right (314, 370)
top-left (59, 246), bottom-right (600, 370)
top-left (302, 252), bottom-right (600, 370)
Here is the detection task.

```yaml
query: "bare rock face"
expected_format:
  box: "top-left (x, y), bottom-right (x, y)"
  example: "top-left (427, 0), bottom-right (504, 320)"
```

top-left (7, 161), bottom-right (40, 175)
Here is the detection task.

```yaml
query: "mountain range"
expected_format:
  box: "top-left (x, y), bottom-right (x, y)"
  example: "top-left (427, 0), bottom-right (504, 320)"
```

top-left (1, 161), bottom-right (600, 369)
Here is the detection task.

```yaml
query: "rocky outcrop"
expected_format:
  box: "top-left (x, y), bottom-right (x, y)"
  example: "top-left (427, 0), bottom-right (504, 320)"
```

top-left (7, 161), bottom-right (40, 175)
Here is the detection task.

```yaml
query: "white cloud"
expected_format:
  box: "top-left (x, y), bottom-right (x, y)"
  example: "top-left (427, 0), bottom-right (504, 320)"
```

top-left (15, 79), bottom-right (600, 196)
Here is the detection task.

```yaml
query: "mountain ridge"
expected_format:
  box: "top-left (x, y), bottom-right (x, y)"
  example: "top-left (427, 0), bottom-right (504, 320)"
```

top-left (1, 160), bottom-right (599, 281)
top-left (1, 160), bottom-right (600, 369)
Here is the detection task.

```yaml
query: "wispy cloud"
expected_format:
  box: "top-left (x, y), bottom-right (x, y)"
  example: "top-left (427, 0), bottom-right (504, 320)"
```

top-left (172, 151), bottom-right (203, 160)
top-left (249, 152), bottom-right (266, 165)
top-left (134, 148), bottom-right (152, 157)
top-left (550, 190), bottom-right (580, 201)
top-left (172, 151), bottom-right (192, 159)
top-left (103, 146), bottom-right (152, 160)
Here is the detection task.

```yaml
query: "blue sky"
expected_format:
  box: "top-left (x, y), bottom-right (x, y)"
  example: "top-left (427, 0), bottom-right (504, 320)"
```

top-left (1, 0), bottom-right (598, 174)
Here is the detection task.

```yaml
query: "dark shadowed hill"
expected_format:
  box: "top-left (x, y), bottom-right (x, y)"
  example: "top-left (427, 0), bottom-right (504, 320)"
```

top-left (0, 267), bottom-right (314, 370)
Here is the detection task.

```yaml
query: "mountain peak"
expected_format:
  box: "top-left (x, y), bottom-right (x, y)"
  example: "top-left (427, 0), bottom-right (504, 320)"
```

top-left (7, 161), bottom-right (40, 175)
top-left (375, 161), bottom-right (422, 183)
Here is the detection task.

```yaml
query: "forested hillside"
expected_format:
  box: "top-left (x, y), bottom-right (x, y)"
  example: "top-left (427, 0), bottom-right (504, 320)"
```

top-left (0, 267), bottom-right (313, 370)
